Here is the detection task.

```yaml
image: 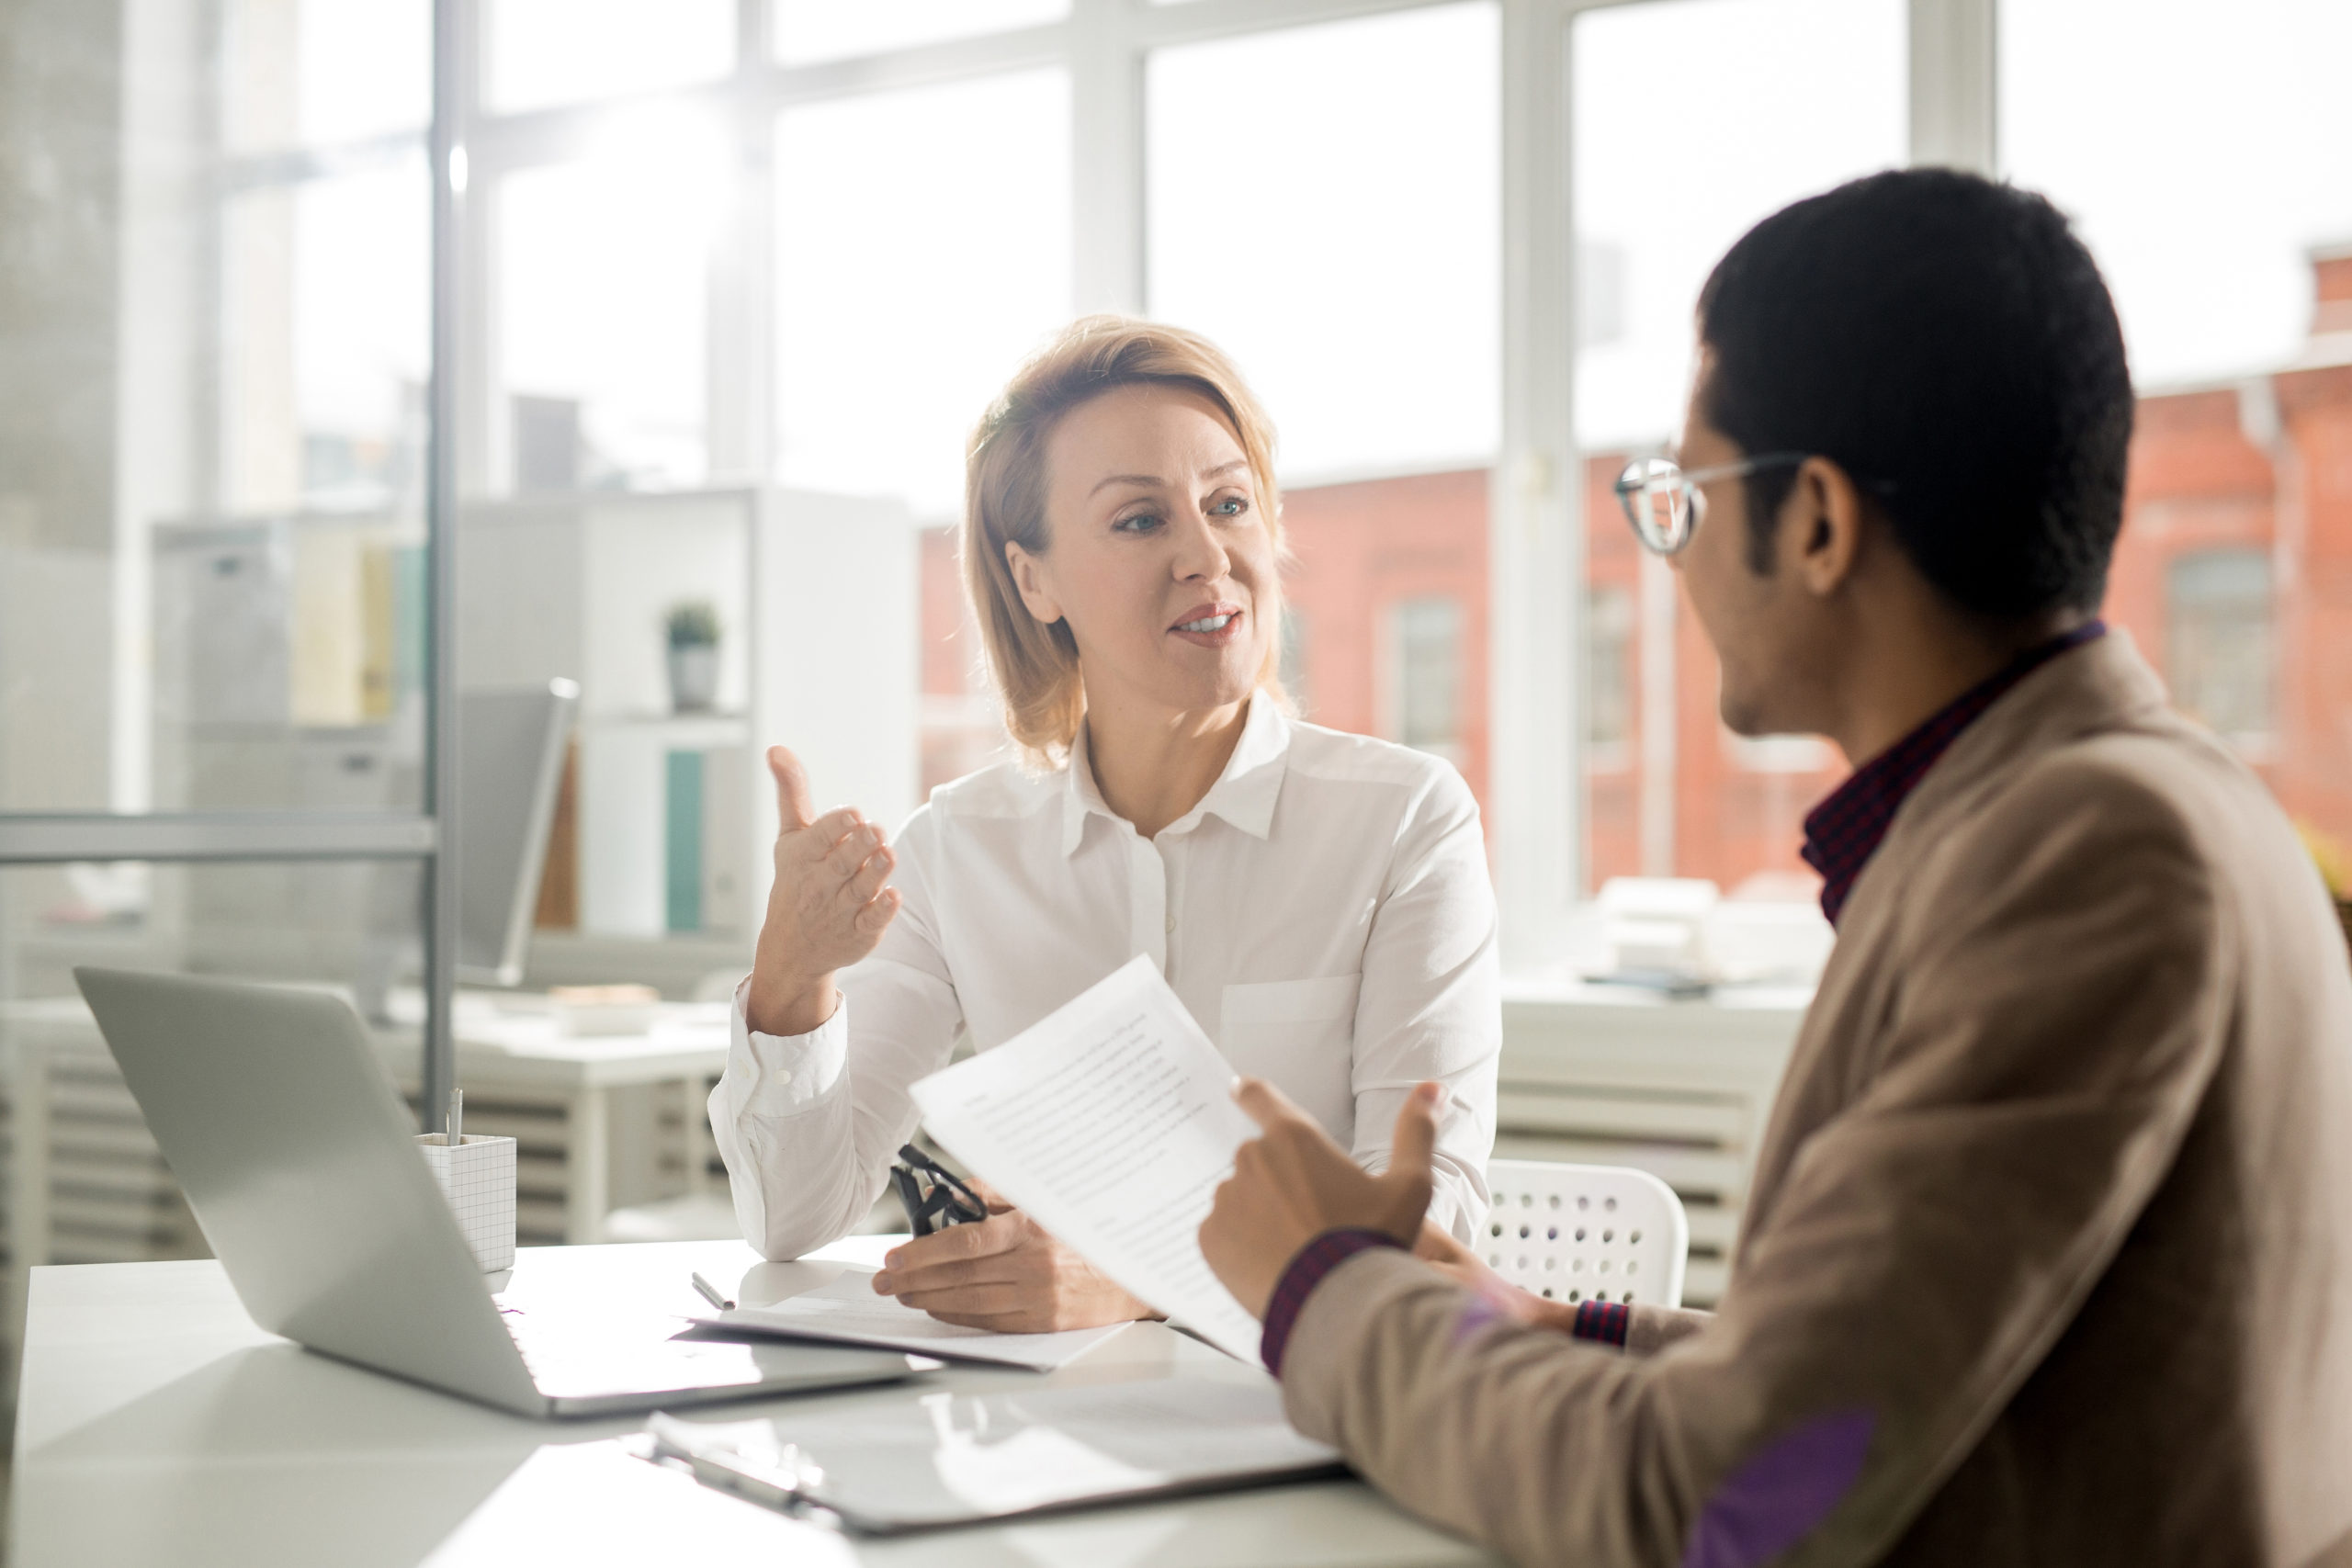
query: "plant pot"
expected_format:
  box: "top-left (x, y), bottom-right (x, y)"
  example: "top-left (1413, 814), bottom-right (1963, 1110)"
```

top-left (667, 644), bottom-right (718, 713)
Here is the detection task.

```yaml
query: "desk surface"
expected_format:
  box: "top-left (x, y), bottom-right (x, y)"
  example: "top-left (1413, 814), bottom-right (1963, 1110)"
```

top-left (15, 1237), bottom-right (1496, 1568)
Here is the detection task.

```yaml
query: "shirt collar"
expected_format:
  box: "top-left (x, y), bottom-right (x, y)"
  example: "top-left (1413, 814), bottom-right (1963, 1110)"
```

top-left (1059, 694), bottom-right (1292, 857)
top-left (1801, 621), bottom-right (2107, 926)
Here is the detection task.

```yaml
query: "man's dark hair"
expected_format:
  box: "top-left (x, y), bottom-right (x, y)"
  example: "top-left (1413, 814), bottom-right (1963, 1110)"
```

top-left (1696, 167), bottom-right (2133, 622)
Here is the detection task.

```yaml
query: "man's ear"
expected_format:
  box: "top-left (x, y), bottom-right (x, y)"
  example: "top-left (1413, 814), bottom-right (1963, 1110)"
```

top-left (1787, 457), bottom-right (1867, 598)
top-left (1003, 540), bottom-right (1064, 626)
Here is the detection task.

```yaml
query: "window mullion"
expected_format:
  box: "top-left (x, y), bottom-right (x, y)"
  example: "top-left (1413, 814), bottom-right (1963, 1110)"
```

top-left (1493, 0), bottom-right (1581, 964)
top-left (1070, 0), bottom-right (1144, 316)
top-left (1907, 0), bottom-right (1996, 174)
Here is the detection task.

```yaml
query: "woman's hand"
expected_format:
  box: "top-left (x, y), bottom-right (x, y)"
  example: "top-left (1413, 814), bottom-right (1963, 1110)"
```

top-left (869, 1191), bottom-right (1158, 1332)
top-left (1413, 1215), bottom-right (1576, 1333)
top-left (745, 746), bottom-right (901, 1036)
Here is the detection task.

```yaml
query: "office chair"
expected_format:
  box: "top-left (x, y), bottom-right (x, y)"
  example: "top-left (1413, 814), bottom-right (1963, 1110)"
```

top-left (1483, 1158), bottom-right (1689, 1309)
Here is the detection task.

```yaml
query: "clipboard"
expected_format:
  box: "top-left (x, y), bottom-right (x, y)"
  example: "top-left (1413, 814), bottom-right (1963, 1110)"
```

top-left (634, 1377), bottom-right (1345, 1534)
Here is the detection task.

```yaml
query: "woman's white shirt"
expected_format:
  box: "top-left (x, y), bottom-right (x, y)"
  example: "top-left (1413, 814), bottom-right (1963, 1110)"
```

top-left (709, 697), bottom-right (1501, 1261)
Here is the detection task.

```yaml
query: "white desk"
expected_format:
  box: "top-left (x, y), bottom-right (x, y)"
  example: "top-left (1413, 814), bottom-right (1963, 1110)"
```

top-left (13, 1237), bottom-right (1498, 1567)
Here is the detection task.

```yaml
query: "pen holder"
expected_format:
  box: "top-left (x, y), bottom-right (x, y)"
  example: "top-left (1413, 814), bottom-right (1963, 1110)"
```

top-left (415, 1134), bottom-right (517, 1273)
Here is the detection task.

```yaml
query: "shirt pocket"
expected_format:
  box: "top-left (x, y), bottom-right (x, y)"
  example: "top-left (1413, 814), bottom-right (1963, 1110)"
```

top-left (1219, 975), bottom-right (1362, 1144)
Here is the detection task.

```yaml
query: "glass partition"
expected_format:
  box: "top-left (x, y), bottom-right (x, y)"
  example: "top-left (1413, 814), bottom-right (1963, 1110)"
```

top-left (3, 0), bottom-right (435, 819)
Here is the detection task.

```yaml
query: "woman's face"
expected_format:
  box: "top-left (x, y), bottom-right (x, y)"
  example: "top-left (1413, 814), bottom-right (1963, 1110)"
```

top-left (1006, 382), bottom-right (1277, 724)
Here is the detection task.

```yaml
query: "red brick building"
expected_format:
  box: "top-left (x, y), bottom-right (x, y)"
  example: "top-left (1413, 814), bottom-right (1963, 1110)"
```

top-left (919, 248), bottom-right (2352, 893)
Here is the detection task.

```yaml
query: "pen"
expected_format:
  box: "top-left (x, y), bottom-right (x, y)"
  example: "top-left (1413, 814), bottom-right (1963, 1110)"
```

top-left (447, 1086), bottom-right (463, 1147)
top-left (692, 1272), bottom-right (734, 1312)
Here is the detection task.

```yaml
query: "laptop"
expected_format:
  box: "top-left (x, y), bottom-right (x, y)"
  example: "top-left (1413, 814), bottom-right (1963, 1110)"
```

top-left (74, 966), bottom-right (929, 1418)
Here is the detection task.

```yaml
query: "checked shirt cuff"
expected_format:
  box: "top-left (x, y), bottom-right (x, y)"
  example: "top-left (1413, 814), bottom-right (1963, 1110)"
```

top-left (1569, 1297), bottom-right (1631, 1347)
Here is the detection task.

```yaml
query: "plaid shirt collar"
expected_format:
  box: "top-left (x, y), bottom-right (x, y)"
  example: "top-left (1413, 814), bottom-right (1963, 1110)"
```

top-left (1801, 621), bottom-right (2107, 927)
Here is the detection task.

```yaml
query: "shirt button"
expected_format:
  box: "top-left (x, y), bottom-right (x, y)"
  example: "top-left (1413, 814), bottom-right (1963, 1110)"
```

top-left (772, 1068), bottom-right (793, 1087)
top-left (1165, 913), bottom-right (1176, 933)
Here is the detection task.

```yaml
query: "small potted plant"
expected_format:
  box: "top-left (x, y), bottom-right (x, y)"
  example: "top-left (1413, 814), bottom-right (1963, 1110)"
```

top-left (664, 600), bottom-right (721, 714)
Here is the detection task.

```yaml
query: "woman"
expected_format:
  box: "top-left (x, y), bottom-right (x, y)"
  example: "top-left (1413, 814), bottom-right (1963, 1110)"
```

top-left (710, 316), bottom-right (1498, 1333)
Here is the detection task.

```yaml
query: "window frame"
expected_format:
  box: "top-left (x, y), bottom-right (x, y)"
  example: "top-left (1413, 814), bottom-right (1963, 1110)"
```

top-left (441, 0), bottom-right (1993, 967)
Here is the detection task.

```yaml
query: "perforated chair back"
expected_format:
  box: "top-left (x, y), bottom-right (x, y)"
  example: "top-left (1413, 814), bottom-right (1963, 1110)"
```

top-left (1482, 1158), bottom-right (1688, 1310)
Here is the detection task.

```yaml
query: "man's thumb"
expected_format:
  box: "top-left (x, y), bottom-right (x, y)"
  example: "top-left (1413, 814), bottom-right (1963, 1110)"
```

top-left (769, 745), bottom-right (817, 832)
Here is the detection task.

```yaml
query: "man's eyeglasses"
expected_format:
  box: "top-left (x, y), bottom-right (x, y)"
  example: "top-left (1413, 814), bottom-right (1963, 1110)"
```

top-left (889, 1145), bottom-right (988, 1237)
top-left (1612, 451), bottom-right (1811, 556)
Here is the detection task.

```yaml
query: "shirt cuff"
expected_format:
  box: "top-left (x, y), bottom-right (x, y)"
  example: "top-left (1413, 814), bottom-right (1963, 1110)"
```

top-left (1260, 1227), bottom-right (1407, 1376)
top-left (729, 975), bottom-right (850, 1116)
top-left (1569, 1297), bottom-right (1631, 1348)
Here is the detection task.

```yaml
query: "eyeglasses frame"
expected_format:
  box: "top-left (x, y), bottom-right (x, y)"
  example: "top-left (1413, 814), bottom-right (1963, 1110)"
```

top-left (1612, 450), bottom-right (1815, 556)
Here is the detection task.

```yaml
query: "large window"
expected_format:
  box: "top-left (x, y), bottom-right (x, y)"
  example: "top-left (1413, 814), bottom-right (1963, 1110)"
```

top-left (2002, 0), bottom-right (2352, 862)
top-left (1145, 3), bottom-right (1500, 479)
top-left (773, 70), bottom-right (1074, 516)
top-left (485, 0), bottom-right (735, 113)
top-left (496, 129), bottom-right (722, 491)
top-left (1572, 0), bottom-right (1906, 891)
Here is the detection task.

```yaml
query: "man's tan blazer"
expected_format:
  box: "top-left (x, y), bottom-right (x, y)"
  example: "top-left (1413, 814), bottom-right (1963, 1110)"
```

top-left (1282, 633), bottom-right (2352, 1566)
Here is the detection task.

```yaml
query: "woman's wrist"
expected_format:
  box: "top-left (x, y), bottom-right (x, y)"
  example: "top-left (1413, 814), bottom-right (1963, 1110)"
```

top-left (746, 970), bottom-right (838, 1036)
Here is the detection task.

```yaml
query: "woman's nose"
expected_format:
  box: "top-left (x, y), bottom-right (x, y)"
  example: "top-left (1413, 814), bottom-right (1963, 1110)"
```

top-left (1170, 508), bottom-right (1231, 581)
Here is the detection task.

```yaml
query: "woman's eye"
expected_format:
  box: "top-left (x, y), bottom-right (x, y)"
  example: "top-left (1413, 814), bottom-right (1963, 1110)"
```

top-left (1211, 496), bottom-right (1250, 518)
top-left (1114, 513), bottom-right (1161, 534)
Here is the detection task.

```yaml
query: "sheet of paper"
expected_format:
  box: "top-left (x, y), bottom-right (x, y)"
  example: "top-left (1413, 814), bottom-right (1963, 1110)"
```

top-left (909, 954), bottom-right (1265, 1362)
top-left (701, 1269), bottom-right (1130, 1371)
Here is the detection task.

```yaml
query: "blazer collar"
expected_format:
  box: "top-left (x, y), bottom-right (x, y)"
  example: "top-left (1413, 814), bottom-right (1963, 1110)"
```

top-left (1059, 694), bottom-right (1291, 857)
top-left (1837, 626), bottom-right (2175, 931)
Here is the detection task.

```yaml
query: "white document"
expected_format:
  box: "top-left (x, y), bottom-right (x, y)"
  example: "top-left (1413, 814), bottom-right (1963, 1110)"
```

top-left (703, 1270), bottom-right (1130, 1372)
top-left (909, 954), bottom-right (1265, 1362)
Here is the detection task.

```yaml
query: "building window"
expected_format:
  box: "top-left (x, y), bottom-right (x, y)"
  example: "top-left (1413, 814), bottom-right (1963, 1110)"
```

top-left (1586, 584), bottom-right (1633, 765)
top-left (1386, 596), bottom-right (1464, 764)
top-left (2167, 548), bottom-right (2274, 750)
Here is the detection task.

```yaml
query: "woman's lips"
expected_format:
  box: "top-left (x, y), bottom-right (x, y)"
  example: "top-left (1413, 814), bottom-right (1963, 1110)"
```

top-left (1169, 606), bottom-right (1245, 649)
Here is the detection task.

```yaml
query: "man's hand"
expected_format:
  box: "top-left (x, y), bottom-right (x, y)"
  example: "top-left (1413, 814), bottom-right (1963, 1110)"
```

top-left (869, 1201), bottom-right (1157, 1333)
top-left (1199, 1077), bottom-right (1444, 1319)
top-left (745, 746), bottom-right (901, 1036)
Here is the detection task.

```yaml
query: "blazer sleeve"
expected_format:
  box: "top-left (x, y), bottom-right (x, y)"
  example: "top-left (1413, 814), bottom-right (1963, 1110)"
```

top-left (1277, 760), bottom-right (2233, 1568)
top-left (1346, 762), bottom-right (1501, 1242)
top-left (707, 808), bottom-right (964, 1260)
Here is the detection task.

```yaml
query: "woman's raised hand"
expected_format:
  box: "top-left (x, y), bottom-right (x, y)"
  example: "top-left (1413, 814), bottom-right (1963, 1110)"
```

top-left (745, 746), bottom-right (901, 1036)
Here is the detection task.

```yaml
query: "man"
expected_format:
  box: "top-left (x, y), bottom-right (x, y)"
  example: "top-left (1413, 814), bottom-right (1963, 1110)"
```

top-left (1199, 168), bottom-right (2352, 1567)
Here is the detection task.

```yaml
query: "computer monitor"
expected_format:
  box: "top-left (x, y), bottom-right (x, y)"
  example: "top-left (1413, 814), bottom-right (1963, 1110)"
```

top-left (456, 679), bottom-right (578, 987)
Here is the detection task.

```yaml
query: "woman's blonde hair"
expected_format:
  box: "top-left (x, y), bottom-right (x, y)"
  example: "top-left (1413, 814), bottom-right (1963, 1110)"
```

top-left (963, 315), bottom-right (1288, 766)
